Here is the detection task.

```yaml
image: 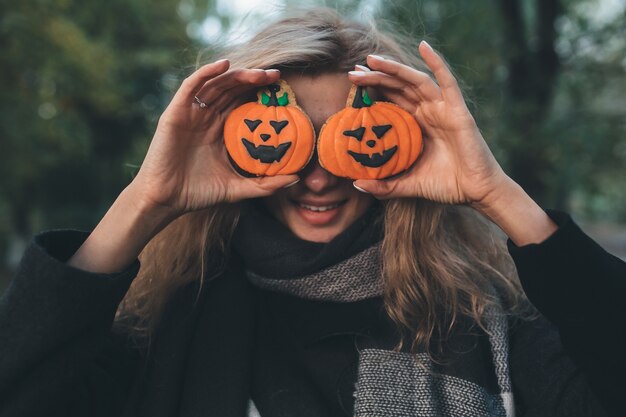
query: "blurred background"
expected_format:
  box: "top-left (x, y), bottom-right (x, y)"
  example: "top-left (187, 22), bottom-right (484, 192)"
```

top-left (1, 0), bottom-right (625, 292)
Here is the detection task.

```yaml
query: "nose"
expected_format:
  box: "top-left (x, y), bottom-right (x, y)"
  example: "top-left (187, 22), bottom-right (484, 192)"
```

top-left (260, 133), bottom-right (271, 142)
top-left (301, 158), bottom-right (339, 194)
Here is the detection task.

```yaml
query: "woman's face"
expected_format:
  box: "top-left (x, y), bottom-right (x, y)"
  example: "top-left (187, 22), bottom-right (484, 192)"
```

top-left (262, 73), bottom-right (375, 243)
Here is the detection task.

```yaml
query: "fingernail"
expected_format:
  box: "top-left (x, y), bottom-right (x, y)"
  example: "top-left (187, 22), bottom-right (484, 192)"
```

top-left (215, 58), bottom-right (229, 64)
top-left (265, 69), bottom-right (280, 73)
top-left (283, 178), bottom-right (300, 188)
top-left (368, 54), bottom-right (385, 61)
top-left (349, 71), bottom-right (367, 76)
top-left (353, 182), bottom-right (370, 193)
top-left (355, 64), bottom-right (370, 71)
top-left (420, 40), bottom-right (433, 51)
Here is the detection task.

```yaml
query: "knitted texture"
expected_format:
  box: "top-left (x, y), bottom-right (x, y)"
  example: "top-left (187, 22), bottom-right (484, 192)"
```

top-left (246, 244), bottom-right (383, 302)
top-left (245, 244), bottom-right (515, 417)
top-left (353, 305), bottom-right (514, 417)
top-left (354, 350), bottom-right (508, 416)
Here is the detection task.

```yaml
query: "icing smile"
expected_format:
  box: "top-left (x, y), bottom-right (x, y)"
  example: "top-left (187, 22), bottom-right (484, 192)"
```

top-left (241, 138), bottom-right (292, 163)
top-left (347, 146), bottom-right (398, 168)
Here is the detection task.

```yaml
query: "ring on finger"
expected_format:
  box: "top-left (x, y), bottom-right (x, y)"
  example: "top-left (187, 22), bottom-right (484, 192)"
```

top-left (194, 95), bottom-right (208, 109)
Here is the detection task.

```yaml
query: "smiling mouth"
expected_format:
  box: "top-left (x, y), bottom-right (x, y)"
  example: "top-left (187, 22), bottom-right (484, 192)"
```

top-left (291, 199), bottom-right (348, 212)
top-left (242, 138), bottom-right (292, 163)
top-left (347, 146), bottom-right (398, 168)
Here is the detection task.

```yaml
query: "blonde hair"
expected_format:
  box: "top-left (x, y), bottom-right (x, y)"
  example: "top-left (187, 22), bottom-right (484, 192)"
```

top-left (117, 8), bottom-right (531, 355)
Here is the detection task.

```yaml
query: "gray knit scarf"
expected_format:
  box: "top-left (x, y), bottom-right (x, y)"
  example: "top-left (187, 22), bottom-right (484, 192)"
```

top-left (233, 201), bottom-right (515, 417)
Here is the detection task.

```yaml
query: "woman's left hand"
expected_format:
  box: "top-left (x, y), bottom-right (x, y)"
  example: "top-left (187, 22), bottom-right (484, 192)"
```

top-left (348, 41), bottom-right (509, 209)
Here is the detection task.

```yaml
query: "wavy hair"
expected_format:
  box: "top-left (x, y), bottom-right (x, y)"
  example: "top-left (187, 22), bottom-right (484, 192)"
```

top-left (116, 8), bottom-right (532, 355)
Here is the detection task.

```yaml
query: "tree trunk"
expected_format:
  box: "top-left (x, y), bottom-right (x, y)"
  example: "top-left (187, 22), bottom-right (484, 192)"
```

top-left (497, 0), bottom-right (562, 205)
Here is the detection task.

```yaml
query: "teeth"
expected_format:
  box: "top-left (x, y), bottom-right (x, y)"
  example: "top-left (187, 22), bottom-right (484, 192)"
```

top-left (299, 203), bottom-right (340, 212)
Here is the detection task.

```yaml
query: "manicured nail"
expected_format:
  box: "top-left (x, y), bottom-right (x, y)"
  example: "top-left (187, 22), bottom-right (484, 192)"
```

top-left (349, 71), bottom-right (367, 76)
top-left (265, 69), bottom-right (280, 73)
top-left (355, 64), bottom-right (370, 71)
top-left (353, 182), bottom-right (370, 193)
top-left (215, 58), bottom-right (229, 64)
top-left (420, 40), bottom-right (433, 51)
top-left (283, 178), bottom-right (300, 188)
top-left (368, 54), bottom-right (385, 61)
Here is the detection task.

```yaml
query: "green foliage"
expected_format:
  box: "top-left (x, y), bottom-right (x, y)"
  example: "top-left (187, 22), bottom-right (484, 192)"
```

top-left (0, 0), bottom-right (202, 290)
top-left (0, 0), bottom-right (195, 236)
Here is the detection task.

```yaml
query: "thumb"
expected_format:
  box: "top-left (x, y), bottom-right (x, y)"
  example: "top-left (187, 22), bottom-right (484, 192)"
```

top-left (240, 175), bottom-right (300, 199)
top-left (353, 179), bottom-right (397, 199)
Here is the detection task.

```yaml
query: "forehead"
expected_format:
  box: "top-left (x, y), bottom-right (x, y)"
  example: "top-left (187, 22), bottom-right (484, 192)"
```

top-left (282, 73), bottom-right (352, 132)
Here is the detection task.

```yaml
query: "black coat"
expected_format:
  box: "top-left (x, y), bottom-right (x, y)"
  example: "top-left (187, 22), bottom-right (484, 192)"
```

top-left (0, 211), bottom-right (624, 416)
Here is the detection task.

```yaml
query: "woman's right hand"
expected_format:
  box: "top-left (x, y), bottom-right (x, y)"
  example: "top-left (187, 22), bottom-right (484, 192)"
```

top-left (132, 59), bottom-right (299, 218)
top-left (68, 60), bottom-right (299, 273)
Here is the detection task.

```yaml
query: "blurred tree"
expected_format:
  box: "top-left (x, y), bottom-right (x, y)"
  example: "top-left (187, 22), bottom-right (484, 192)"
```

top-left (0, 0), bottom-right (198, 268)
top-left (548, 0), bottom-right (626, 219)
top-left (496, 0), bottom-right (562, 201)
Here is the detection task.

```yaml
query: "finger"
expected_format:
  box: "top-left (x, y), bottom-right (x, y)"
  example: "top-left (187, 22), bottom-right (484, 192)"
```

top-left (418, 41), bottom-right (465, 105)
top-left (211, 91), bottom-right (245, 117)
top-left (212, 91), bottom-right (253, 120)
top-left (174, 59), bottom-right (230, 104)
top-left (353, 179), bottom-right (400, 200)
top-left (366, 54), bottom-right (442, 101)
top-left (195, 69), bottom-right (280, 108)
top-left (348, 70), bottom-right (420, 104)
top-left (349, 70), bottom-right (410, 92)
top-left (211, 70), bottom-right (281, 110)
top-left (235, 175), bottom-right (300, 200)
top-left (374, 88), bottom-right (416, 114)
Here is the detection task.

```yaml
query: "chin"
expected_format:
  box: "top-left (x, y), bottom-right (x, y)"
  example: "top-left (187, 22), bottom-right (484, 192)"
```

top-left (288, 222), bottom-right (348, 243)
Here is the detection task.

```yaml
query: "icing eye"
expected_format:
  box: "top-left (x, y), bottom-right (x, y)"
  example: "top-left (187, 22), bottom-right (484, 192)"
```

top-left (343, 127), bottom-right (365, 141)
top-left (372, 124), bottom-right (392, 138)
top-left (244, 119), bottom-right (262, 132)
top-left (270, 120), bottom-right (289, 134)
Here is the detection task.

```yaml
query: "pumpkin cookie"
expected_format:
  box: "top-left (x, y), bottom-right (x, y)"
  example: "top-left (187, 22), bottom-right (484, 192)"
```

top-left (224, 79), bottom-right (315, 176)
top-left (317, 85), bottom-right (423, 180)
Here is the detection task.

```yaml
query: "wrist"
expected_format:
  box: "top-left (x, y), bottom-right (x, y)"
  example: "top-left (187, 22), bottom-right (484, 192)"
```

top-left (68, 185), bottom-right (177, 274)
top-left (471, 176), bottom-right (558, 246)
top-left (471, 173), bottom-right (518, 219)
top-left (125, 180), bottom-right (181, 226)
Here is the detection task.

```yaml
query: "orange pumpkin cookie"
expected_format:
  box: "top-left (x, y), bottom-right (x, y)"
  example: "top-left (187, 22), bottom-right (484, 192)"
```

top-left (317, 85), bottom-right (423, 180)
top-left (224, 80), bottom-right (315, 176)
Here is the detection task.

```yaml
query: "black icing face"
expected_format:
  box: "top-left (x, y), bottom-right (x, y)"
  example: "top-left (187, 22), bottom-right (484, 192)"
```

top-left (241, 139), bottom-right (291, 163)
top-left (241, 118), bottom-right (292, 163)
top-left (347, 146), bottom-right (398, 167)
top-left (343, 124), bottom-right (397, 168)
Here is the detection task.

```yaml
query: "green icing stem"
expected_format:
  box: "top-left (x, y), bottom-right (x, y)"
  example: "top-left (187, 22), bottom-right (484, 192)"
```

top-left (362, 89), bottom-right (372, 106)
top-left (260, 86), bottom-right (289, 106)
top-left (277, 92), bottom-right (289, 106)
top-left (352, 86), bottom-right (374, 108)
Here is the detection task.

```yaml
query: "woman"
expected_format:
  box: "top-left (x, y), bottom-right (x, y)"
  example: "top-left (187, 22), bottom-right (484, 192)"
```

top-left (1, 8), bottom-right (623, 417)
